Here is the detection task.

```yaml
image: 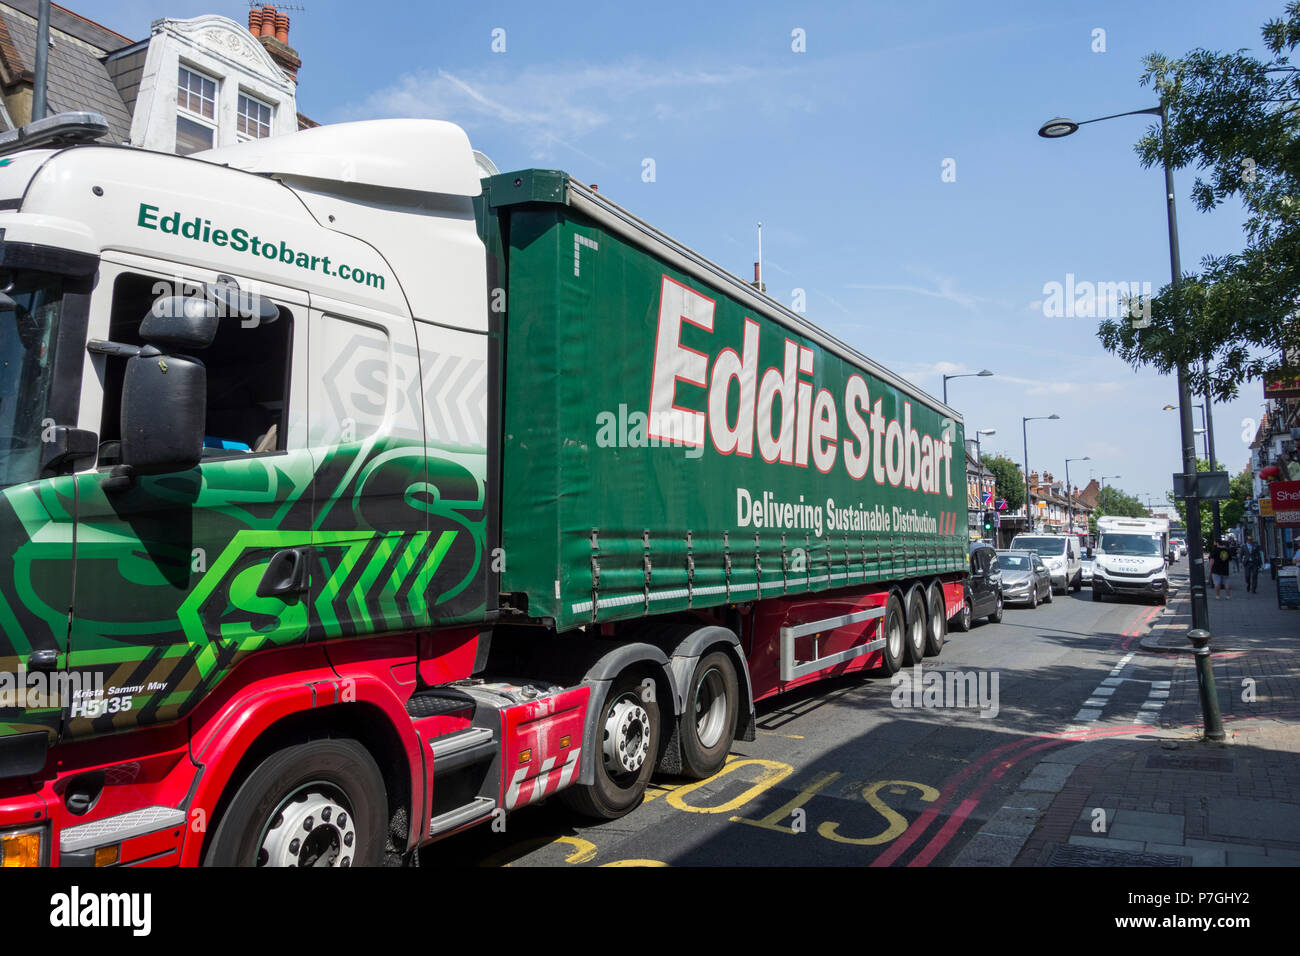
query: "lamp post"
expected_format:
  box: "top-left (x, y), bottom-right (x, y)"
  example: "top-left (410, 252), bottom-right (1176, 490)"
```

top-left (1098, 474), bottom-right (1120, 509)
top-left (1023, 414), bottom-right (1060, 532)
top-left (1040, 101), bottom-right (1209, 631)
top-left (1166, 400), bottom-right (1222, 539)
top-left (942, 369), bottom-right (993, 405)
top-left (1066, 456), bottom-right (1090, 536)
top-left (974, 428), bottom-right (996, 539)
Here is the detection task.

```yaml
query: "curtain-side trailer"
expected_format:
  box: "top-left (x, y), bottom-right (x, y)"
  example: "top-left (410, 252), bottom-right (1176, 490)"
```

top-left (0, 116), bottom-right (968, 866)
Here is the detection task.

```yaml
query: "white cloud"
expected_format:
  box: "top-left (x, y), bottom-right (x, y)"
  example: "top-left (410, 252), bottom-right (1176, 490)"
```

top-left (346, 60), bottom-right (771, 163)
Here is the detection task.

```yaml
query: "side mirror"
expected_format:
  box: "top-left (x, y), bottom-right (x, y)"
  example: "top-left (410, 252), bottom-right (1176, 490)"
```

top-left (205, 279), bottom-right (279, 326)
top-left (118, 346), bottom-right (205, 477)
top-left (141, 295), bottom-right (218, 350)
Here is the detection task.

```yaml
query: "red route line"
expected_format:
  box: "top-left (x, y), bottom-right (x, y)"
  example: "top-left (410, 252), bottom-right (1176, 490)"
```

top-left (875, 600), bottom-right (1168, 867)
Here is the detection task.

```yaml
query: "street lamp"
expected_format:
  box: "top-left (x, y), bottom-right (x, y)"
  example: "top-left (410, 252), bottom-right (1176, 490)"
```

top-left (1023, 414), bottom-right (1060, 532)
top-left (1042, 102), bottom-right (1211, 631)
top-left (942, 369), bottom-right (993, 405)
top-left (1065, 456), bottom-right (1090, 535)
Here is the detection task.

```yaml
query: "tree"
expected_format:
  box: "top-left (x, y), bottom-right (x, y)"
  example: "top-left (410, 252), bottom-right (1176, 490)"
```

top-left (1096, 485), bottom-right (1148, 518)
top-left (1222, 467), bottom-right (1253, 530)
top-left (982, 454), bottom-right (1025, 512)
top-left (1096, 2), bottom-right (1300, 401)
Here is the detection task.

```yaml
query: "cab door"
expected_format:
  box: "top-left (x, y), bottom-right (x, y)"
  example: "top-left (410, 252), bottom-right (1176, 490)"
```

top-left (64, 257), bottom-right (315, 738)
top-left (304, 297), bottom-right (476, 641)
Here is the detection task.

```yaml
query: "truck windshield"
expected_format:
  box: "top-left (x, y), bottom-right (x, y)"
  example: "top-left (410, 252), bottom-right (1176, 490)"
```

top-left (1099, 533), bottom-right (1161, 556)
top-left (0, 270), bottom-right (66, 489)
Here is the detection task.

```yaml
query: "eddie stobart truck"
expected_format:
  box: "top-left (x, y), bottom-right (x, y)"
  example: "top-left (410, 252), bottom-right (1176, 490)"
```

top-left (0, 113), bottom-right (968, 867)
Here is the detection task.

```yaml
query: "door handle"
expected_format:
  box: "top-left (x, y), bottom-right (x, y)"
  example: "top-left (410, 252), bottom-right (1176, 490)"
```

top-left (257, 548), bottom-right (311, 598)
top-left (27, 649), bottom-right (59, 671)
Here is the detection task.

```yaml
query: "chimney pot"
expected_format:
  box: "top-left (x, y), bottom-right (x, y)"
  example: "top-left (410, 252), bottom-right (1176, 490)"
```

top-left (276, 13), bottom-right (290, 44)
top-left (753, 262), bottom-right (761, 283)
top-left (260, 6), bottom-right (278, 37)
top-left (248, 8), bottom-right (262, 34)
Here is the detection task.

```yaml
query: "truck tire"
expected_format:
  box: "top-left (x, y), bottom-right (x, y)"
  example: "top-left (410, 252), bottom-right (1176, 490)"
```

top-left (1071, 573), bottom-right (1082, 593)
top-left (950, 589), bottom-right (973, 633)
top-left (873, 595), bottom-right (906, 674)
top-left (924, 585), bottom-right (946, 657)
top-left (203, 738), bottom-right (388, 867)
top-left (561, 671), bottom-right (659, 820)
top-left (679, 651), bottom-right (739, 779)
top-left (904, 588), bottom-right (928, 664)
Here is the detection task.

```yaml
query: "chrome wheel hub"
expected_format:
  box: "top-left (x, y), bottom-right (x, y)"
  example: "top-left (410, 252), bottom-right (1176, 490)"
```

top-left (258, 785), bottom-right (355, 867)
top-left (603, 698), bottom-right (650, 774)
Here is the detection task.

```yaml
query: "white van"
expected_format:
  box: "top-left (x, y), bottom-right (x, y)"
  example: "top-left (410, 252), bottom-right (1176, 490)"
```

top-left (1092, 516), bottom-right (1170, 606)
top-left (1007, 533), bottom-right (1083, 594)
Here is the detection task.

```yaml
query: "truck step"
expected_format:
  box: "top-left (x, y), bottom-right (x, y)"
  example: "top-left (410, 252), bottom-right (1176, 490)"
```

top-left (428, 796), bottom-right (497, 836)
top-left (429, 726), bottom-right (497, 774)
top-left (406, 687), bottom-right (477, 718)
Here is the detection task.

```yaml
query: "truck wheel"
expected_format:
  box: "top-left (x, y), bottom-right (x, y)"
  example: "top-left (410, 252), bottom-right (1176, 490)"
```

top-left (904, 588), bottom-right (928, 664)
top-left (924, 586), bottom-right (946, 657)
top-left (1071, 574), bottom-right (1081, 593)
top-left (950, 589), bottom-right (972, 633)
top-left (561, 672), bottom-right (659, 820)
top-left (874, 595), bottom-right (906, 674)
top-left (203, 738), bottom-right (387, 867)
top-left (679, 651), bottom-right (739, 779)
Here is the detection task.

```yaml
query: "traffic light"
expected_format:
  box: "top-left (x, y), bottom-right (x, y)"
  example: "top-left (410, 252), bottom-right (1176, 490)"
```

top-left (983, 510), bottom-right (997, 535)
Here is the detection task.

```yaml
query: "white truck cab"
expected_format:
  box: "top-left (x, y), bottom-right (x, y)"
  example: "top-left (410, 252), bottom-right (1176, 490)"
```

top-left (1092, 516), bottom-right (1170, 605)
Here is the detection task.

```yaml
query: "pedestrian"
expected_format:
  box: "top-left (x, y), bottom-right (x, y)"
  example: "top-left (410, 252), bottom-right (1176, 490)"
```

top-left (1243, 537), bottom-right (1262, 594)
top-left (1210, 538), bottom-right (1232, 599)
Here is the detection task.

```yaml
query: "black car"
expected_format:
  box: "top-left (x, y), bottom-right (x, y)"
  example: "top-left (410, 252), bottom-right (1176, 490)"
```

top-left (950, 542), bottom-right (1004, 631)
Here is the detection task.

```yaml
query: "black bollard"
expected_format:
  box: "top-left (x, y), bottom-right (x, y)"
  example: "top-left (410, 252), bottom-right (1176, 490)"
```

top-left (1186, 629), bottom-right (1226, 741)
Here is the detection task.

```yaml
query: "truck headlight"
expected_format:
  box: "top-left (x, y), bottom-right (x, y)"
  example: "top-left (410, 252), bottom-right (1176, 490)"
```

top-left (0, 825), bottom-right (46, 867)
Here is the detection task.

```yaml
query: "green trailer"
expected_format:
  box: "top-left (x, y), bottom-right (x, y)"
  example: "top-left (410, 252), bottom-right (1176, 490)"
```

top-left (481, 170), bottom-right (968, 633)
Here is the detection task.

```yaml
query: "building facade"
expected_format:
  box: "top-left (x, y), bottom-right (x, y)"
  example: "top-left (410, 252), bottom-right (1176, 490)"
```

top-left (0, 2), bottom-right (310, 151)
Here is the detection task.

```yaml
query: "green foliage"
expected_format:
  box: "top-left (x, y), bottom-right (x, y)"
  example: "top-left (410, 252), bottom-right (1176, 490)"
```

top-left (1095, 485), bottom-right (1148, 518)
top-left (1096, 2), bottom-right (1300, 401)
top-left (1221, 467), bottom-right (1254, 529)
top-left (983, 454), bottom-right (1025, 511)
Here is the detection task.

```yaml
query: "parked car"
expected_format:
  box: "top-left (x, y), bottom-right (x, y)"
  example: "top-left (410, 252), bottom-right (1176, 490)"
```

top-left (1080, 556), bottom-right (1095, 586)
top-left (997, 550), bottom-right (1053, 608)
top-left (1008, 533), bottom-right (1083, 593)
top-left (950, 541), bottom-right (1004, 631)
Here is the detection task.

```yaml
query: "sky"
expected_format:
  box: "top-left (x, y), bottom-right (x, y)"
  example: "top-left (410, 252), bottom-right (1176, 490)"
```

top-left (76, 0), bottom-right (1288, 505)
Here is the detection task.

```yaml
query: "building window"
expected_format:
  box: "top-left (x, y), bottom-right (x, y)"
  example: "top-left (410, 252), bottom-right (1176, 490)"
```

top-left (176, 65), bottom-right (218, 155)
top-left (237, 93), bottom-right (273, 140)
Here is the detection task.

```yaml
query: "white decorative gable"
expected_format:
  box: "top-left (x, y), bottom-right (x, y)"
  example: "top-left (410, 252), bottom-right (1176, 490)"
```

top-left (128, 14), bottom-right (298, 154)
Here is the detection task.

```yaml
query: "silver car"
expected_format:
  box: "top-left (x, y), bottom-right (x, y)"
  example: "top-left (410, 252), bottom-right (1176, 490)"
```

top-left (996, 550), bottom-right (1053, 608)
top-left (1080, 557), bottom-right (1094, 586)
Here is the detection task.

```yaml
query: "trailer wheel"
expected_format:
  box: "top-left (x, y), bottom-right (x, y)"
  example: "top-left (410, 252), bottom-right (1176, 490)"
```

top-left (903, 588), bottom-right (928, 664)
top-left (924, 586), bottom-right (946, 657)
top-left (203, 738), bottom-right (387, 867)
top-left (679, 651), bottom-right (739, 779)
top-left (873, 595), bottom-right (906, 674)
top-left (950, 589), bottom-right (972, 633)
top-left (561, 671), bottom-right (659, 820)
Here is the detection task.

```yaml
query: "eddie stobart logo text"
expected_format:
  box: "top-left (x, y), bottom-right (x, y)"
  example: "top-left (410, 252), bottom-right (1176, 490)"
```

top-left (135, 202), bottom-right (386, 290)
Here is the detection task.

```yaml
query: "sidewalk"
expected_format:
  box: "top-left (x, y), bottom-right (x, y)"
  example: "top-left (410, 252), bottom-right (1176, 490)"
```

top-left (956, 571), bottom-right (1300, 867)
